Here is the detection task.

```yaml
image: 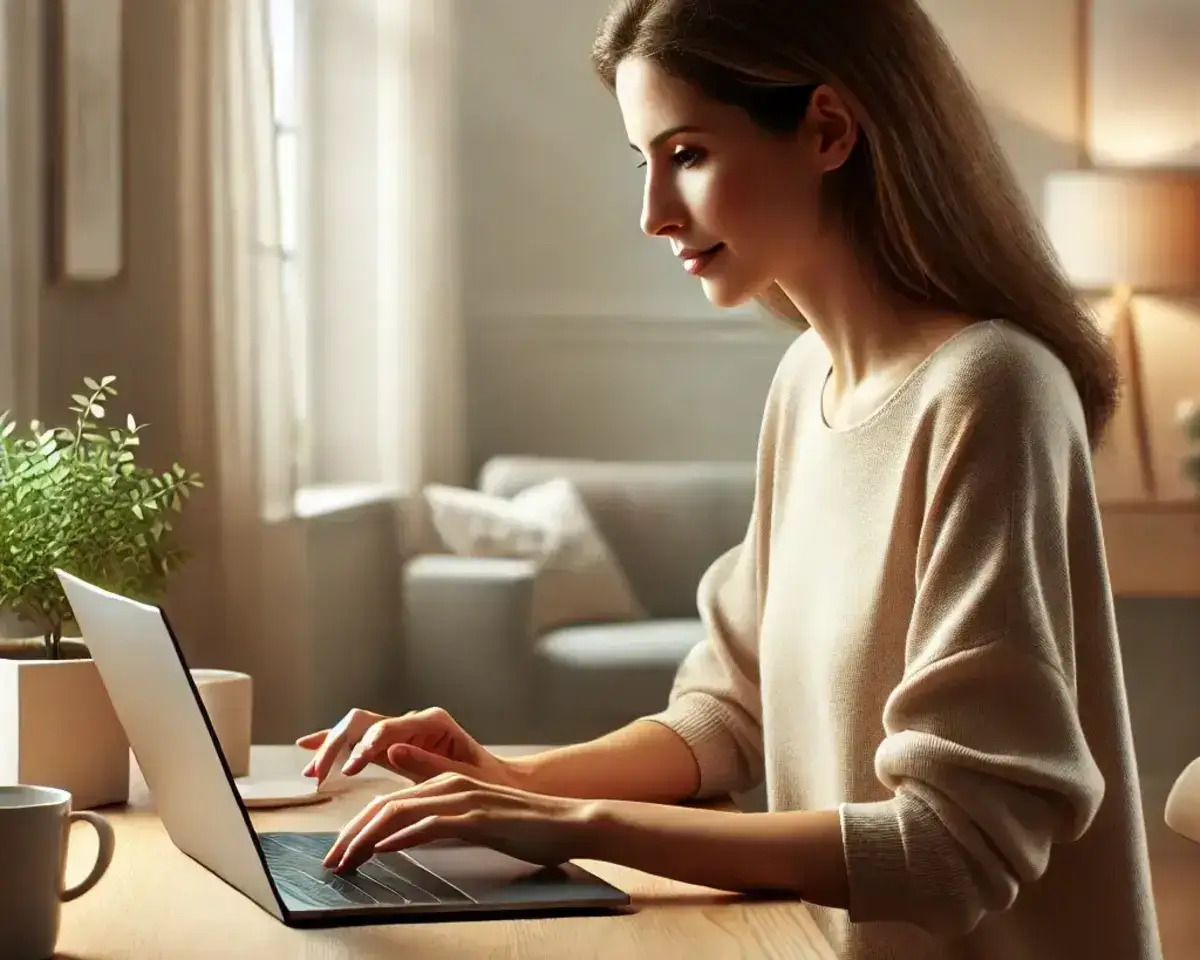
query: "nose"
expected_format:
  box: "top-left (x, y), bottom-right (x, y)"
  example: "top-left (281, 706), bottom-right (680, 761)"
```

top-left (639, 169), bottom-right (686, 238)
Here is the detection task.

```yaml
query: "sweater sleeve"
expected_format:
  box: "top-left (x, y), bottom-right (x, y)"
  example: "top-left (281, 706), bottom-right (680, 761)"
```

top-left (839, 334), bottom-right (1107, 936)
top-left (637, 332), bottom-right (807, 800)
top-left (642, 526), bottom-right (766, 799)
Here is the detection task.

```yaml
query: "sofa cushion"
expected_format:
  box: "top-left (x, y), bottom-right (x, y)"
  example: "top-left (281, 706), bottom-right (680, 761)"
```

top-left (478, 457), bottom-right (755, 620)
top-left (423, 479), bottom-right (646, 635)
top-left (536, 619), bottom-right (704, 671)
top-left (532, 619), bottom-right (705, 740)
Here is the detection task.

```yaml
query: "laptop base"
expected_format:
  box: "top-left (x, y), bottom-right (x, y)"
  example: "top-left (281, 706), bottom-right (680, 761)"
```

top-left (261, 832), bottom-right (631, 925)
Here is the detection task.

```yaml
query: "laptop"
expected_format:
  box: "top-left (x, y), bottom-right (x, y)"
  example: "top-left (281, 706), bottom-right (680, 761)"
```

top-left (55, 569), bottom-right (631, 927)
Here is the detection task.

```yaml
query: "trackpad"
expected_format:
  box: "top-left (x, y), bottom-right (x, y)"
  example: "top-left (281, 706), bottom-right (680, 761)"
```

top-left (404, 841), bottom-right (547, 900)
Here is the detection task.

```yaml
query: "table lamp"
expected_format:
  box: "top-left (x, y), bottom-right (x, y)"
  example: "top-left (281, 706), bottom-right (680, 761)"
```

top-left (1043, 168), bottom-right (1200, 499)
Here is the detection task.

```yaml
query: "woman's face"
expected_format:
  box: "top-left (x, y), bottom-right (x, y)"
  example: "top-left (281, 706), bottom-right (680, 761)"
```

top-left (615, 57), bottom-right (853, 309)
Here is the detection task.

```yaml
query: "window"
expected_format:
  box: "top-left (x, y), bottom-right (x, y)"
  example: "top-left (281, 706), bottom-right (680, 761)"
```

top-left (263, 0), bottom-right (451, 507)
top-left (266, 0), bottom-right (311, 489)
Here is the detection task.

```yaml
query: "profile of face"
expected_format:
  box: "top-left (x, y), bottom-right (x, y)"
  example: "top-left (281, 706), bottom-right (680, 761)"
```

top-left (615, 57), bottom-right (858, 308)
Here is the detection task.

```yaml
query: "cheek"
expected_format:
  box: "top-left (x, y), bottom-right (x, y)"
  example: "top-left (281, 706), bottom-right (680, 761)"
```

top-left (701, 161), bottom-right (813, 255)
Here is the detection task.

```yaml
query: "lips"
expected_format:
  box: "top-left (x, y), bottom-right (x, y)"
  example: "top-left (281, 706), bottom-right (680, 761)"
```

top-left (678, 242), bottom-right (725, 276)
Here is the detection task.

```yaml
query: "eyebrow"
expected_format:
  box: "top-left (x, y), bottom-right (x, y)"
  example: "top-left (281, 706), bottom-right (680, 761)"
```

top-left (629, 124), bottom-right (705, 154)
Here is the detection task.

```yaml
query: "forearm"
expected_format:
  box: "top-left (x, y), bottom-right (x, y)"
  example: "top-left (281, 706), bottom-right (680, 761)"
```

top-left (578, 802), bottom-right (850, 909)
top-left (508, 720), bottom-right (700, 804)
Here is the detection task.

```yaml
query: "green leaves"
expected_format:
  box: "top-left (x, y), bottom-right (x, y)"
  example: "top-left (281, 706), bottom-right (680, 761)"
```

top-left (0, 376), bottom-right (204, 657)
top-left (1180, 401), bottom-right (1200, 492)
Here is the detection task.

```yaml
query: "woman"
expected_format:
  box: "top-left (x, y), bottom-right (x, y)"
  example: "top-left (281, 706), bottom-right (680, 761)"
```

top-left (298, 0), bottom-right (1162, 956)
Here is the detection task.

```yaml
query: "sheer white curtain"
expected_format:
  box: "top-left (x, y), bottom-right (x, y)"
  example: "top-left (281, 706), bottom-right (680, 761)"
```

top-left (379, 0), bottom-right (468, 552)
top-left (175, 0), bottom-right (308, 722)
top-left (172, 0), bottom-right (467, 730)
top-left (384, 0), bottom-right (467, 497)
top-left (304, 0), bottom-right (467, 542)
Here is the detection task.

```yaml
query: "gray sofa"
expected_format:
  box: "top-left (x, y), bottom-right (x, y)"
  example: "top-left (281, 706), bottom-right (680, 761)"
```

top-left (401, 456), bottom-right (756, 745)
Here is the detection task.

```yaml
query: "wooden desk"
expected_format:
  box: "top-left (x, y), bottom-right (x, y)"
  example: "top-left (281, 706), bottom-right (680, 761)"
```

top-left (55, 745), bottom-right (835, 959)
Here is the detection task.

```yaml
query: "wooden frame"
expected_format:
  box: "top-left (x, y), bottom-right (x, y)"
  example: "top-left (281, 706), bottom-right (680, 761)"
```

top-left (49, 0), bottom-right (124, 283)
top-left (1, 0), bottom-right (43, 418)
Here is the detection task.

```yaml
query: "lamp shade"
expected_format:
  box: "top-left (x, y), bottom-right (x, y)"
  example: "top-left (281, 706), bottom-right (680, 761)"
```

top-left (1043, 169), bottom-right (1200, 293)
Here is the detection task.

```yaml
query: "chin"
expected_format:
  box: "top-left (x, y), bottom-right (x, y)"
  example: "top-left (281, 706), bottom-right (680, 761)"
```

top-left (699, 277), bottom-right (765, 310)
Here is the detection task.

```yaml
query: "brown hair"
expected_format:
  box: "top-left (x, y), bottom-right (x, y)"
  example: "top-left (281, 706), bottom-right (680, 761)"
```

top-left (592, 0), bottom-right (1119, 449)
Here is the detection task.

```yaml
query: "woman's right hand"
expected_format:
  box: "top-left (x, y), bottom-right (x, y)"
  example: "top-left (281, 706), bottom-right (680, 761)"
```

top-left (296, 707), bottom-right (524, 789)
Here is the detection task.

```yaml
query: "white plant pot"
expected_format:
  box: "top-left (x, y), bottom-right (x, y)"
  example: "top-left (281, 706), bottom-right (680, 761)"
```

top-left (0, 656), bottom-right (130, 809)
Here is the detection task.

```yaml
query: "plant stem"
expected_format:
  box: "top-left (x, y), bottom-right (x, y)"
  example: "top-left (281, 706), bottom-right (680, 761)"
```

top-left (44, 623), bottom-right (63, 660)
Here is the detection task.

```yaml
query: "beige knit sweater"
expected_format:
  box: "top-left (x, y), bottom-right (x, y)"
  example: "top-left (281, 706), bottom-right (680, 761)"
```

top-left (645, 320), bottom-right (1162, 959)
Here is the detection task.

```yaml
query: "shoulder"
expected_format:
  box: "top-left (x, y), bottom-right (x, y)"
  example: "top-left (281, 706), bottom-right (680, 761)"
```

top-left (915, 320), bottom-right (1089, 452)
top-left (765, 325), bottom-right (826, 400)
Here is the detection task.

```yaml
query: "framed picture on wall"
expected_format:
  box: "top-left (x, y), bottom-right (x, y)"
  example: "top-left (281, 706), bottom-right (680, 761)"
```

top-left (50, 0), bottom-right (124, 283)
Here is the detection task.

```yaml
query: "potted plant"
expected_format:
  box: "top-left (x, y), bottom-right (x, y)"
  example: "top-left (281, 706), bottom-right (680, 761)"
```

top-left (1180, 400), bottom-right (1200, 493)
top-left (0, 376), bottom-right (203, 807)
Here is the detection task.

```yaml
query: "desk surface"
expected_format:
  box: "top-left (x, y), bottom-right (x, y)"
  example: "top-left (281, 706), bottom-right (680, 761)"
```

top-left (56, 745), bottom-right (835, 959)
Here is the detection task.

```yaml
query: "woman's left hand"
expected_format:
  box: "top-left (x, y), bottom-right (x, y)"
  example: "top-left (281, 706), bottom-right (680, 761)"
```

top-left (322, 772), bottom-right (598, 873)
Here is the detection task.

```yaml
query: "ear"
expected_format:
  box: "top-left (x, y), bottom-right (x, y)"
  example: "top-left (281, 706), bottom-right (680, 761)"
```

top-left (806, 84), bottom-right (859, 173)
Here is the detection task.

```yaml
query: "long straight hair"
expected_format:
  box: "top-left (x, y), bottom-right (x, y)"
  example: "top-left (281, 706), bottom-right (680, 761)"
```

top-left (592, 0), bottom-right (1119, 449)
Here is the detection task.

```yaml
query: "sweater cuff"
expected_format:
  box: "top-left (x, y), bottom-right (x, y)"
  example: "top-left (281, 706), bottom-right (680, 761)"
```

top-left (840, 798), bottom-right (913, 923)
top-left (641, 693), bottom-right (745, 799)
top-left (840, 794), bottom-right (978, 933)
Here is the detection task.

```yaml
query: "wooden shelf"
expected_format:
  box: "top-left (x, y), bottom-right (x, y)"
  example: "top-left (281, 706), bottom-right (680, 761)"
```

top-left (1101, 504), bottom-right (1200, 598)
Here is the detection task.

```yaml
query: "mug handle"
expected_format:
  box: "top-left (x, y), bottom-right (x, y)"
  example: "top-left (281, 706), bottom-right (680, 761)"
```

top-left (61, 811), bottom-right (116, 903)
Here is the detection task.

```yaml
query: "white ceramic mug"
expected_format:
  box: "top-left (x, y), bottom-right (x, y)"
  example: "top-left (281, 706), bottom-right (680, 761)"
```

top-left (0, 785), bottom-right (115, 960)
top-left (190, 669), bottom-right (253, 778)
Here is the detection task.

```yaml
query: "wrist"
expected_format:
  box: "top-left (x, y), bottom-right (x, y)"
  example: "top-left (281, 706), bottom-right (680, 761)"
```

top-left (501, 751), bottom-right (546, 793)
top-left (569, 798), bottom-right (623, 861)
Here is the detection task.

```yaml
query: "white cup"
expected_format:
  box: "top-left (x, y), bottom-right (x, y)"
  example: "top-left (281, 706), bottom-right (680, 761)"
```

top-left (190, 669), bottom-right (253, 778)
top-left (0, 785), bottom-right (115, 960)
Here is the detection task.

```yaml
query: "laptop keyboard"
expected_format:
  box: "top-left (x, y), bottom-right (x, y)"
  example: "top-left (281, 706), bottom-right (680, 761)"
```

top-left (258, 832), bottom-right (475, 911)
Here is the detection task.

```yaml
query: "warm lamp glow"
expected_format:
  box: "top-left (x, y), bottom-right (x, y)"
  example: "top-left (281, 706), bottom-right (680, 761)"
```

top-left (1043, 168), bottom-right (1200, 502)
top-left (1043, 168), bottom-right (1200, 293)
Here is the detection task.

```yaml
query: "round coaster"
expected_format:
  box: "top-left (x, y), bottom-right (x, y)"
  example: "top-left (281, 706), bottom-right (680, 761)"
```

top-left (236, 777), bottom-right (328, 809)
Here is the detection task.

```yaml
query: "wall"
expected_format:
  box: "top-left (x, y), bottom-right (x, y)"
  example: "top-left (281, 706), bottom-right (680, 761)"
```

top-left (458, 0), bottom-right (771, 475)
top-left (38, 0), bottom-right (183, 471)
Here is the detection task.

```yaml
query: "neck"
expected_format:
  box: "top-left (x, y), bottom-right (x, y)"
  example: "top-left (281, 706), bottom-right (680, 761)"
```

top-left (774, 235), bottom-right (948, 386)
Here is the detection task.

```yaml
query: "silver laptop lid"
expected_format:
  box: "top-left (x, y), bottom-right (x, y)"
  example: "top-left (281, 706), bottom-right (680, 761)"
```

top-left (55, 569), bottom-right (283, 919)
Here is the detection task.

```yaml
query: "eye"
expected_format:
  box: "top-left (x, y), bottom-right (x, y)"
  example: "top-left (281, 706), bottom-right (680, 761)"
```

top-left (636, 146), bottom-right (707, 171)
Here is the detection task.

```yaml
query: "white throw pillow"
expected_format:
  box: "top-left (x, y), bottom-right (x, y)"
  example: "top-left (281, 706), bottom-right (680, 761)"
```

top-left (422, 479), bottom-right (646, 634)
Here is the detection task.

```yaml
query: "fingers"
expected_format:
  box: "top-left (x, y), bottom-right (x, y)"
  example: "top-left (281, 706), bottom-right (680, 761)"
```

top-left (326, 787), bottom-right (488, 873)
top-left (373, 813), bottom-right (475, 854)
top-left (385, 743), bottom-right (474, 783)
top-left (324, 777), bottom-right (492, 873)
top-left (296, 729), bottom-right (329, 752)
top-left (338, 719), bottom-right (397, 778)
top-left (303, 721), bottom-right (349, 782)
top-left (300, 707), bottom-right (460, 782)
top-left (340, 708), bottom-right (455, 778)
top-left (303, 709), bottom-right (376, 783)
